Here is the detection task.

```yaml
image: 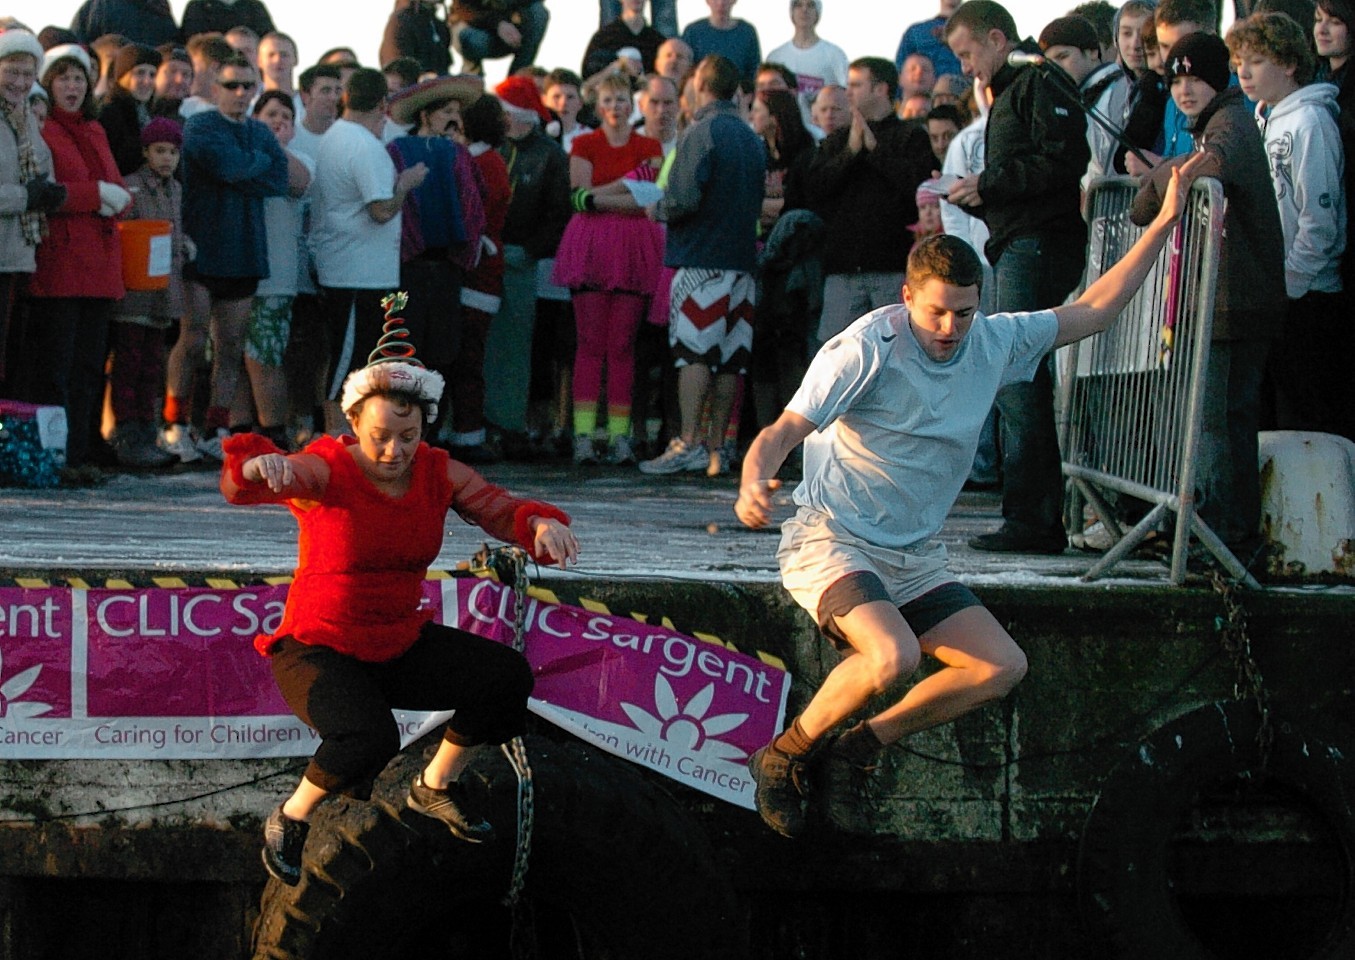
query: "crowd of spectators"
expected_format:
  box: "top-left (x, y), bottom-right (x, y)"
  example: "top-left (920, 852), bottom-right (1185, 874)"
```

top-left (0, 0), bottom-right (1350, 561)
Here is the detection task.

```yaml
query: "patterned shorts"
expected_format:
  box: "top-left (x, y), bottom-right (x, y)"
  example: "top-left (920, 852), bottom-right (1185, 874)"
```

top-left (246, 295), bottom-right (294, 366)
top-left (667, 268), bottom-right (755, 375)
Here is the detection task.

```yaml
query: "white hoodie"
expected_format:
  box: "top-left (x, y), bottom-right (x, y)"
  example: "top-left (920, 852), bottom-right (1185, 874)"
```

top-left (1257, 82), bottom-right (1346, 298)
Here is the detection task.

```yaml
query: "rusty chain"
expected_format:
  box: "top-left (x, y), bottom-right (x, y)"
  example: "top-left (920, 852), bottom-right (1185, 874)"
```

top-left (1210, 570), bottom-right (1273, 771)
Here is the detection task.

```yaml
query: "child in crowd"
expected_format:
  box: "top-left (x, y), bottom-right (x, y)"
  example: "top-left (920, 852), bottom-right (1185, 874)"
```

top-left (542, 68), bottom-right (590, 151)
top-left (108, 118), bottom-right (188, 469)
top-left (910, 183), bottom-right (944, 251)
top-left (1130, 32), bottom-right (1286, 556)
top-left (1228, 12), bottom-right (1351, 439)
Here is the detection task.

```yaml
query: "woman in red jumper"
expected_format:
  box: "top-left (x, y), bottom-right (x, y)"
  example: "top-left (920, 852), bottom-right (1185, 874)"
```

top-left (221, 314), bottom-right (579, 886)
top-left (22, 44), bottom-right (131, 477)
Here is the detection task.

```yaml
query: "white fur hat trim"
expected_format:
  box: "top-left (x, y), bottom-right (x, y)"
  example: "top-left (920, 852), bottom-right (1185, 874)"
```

top-left (0, 29), bottom-right (43, 65)
top-left (42, 43), bottom-right (93, 81)
top-left (340, 361), bottom-right (445, 423)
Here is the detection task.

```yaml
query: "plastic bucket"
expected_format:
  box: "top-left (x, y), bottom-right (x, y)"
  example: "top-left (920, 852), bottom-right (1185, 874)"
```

top-left (116, 219), bottom-right (172, 291)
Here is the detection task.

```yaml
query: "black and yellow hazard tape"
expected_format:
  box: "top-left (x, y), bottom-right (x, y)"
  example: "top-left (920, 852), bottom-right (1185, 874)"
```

top-left (1, 569), bottom-right (786, 669)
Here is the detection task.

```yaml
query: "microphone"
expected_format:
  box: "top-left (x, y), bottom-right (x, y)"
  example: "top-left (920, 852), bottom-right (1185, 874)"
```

top-left (1007, 51), bottom-right (1046, 67)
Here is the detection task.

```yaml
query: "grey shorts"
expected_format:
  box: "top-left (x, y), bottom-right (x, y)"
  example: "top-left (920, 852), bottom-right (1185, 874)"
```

top-left (777, 507), bottom-right (981, 650)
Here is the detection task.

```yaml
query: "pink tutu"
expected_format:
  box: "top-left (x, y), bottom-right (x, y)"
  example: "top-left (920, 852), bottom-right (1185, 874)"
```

top-left (552, 211), bottom-right (665, 294)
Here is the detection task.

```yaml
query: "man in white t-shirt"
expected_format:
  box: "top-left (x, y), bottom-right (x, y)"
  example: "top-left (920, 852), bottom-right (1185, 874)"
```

top-left (766, 0), bottom-right (848, 110)
top-left (289, 64), bottom-right (342, 161)
top-left (734, 158), bottom-right (1200, 838)
top-left (309, 67), bottom-right (427, 423)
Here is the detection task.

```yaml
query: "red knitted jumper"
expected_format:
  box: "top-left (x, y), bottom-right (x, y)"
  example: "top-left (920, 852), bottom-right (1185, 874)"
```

top-left (221, 433), bottom-right (569, 661)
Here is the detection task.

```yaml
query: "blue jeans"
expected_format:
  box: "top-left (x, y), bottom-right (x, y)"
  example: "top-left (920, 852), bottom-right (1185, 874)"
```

top-left (452, 2), bottom-right (549, 73)
top-left (968, 261), bottom-right (999, 486)
top-left (991, 233), bottom-right (1086, 537)
top-left (599, 0), bottom-right (678, 36)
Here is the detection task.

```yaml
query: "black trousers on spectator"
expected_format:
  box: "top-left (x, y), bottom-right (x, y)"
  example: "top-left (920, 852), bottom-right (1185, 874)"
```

top-left (268, 623), bottom-right (534, 799)
top-left (19, 296), bottom-right (114, 468)
top-left (319, 287), bottom-right (389, 401)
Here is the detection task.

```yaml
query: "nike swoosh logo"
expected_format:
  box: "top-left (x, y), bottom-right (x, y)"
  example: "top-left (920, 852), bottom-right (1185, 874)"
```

top-left (881, 334), bottom-right (897, 342)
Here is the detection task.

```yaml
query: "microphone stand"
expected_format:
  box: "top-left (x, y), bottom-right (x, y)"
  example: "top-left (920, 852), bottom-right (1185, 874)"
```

top-left (1016, 56), bottom-right (1158, 170)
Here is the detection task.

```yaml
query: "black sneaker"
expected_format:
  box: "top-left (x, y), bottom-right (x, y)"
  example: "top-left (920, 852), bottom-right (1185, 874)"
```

top-left (262, 805), bottom-right (309, 886)
top-left (747, 745), bottom-right (811, 838)
top-left (967, 525), bottom-right (1067, 554)
top-left (406, 773), bottom-right (495, 843)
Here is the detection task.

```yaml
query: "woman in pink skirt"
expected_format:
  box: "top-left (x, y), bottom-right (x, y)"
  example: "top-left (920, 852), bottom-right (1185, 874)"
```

top-left (551, 72), bottom-right (663, 465)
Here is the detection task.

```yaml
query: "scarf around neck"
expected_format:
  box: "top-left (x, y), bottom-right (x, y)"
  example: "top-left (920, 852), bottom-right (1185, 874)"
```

top-left (0, 97), bottom-right (45, 245)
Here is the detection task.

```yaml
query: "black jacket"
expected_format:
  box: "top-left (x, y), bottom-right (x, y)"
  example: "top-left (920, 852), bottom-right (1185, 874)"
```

top-left (499, 128), bottom-right (571, 260)
top-left (582, 20), bottom-right (665, 78)
top-left (71, 0), bottom-right (180, 46)
top-left (181, 0), bottom-right (275, 38)
top-left (804, 113), bottom-right (932, 275)
top-left (97, 93), bottom-right (147, 177)
top-left (976, 39), bottom-right (1089, 262)
top-left (380, 1), bottom-right (453, 77)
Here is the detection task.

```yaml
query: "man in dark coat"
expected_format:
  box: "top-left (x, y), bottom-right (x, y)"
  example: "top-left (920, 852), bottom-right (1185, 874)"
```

top-left (945, 0), bottom-right (1090, 555)
top-left (70, 0), bottom-right (180, 47)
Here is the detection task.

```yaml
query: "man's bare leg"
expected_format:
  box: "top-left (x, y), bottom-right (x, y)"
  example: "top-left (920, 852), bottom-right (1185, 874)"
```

top-left (749, 601), bottom-right (1027, 836)
top-left (867, 605), bottom-right (1028, 743)
top-left (796, 600), bottom-right (922, 740)
top-left (748, 600), bottom-right (920, 836)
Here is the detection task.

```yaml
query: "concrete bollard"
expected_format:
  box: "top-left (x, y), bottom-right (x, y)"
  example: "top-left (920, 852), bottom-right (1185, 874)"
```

top-left (1258, 430), bottom-right (1355, 579)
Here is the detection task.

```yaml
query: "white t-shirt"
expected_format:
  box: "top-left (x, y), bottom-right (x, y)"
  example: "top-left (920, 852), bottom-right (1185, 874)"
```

top-left (941, 116), bottom-right (991, 269)
top-left (256, 149), bottom-right (316, 298)
top-left (766, 38), bottom-right (849, 100)
top-left (309, 119), bottom-right (399, 290)
top-left (289, 121), bottom-right (326, 162)
top-left (787, 303), bottom-right (1059, 550)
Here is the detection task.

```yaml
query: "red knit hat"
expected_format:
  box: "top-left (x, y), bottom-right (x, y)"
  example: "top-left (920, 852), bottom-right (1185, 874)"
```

top-left (495, 74), bottom-right (552, 124)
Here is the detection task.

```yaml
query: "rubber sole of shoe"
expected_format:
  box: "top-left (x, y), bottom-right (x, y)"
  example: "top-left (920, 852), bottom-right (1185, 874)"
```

top-left (261, 845), bottom-right (301, 886)
top-left (747, 747), bottom-right (808, 839)
top-left (405, 794), bottom-right (494, 844)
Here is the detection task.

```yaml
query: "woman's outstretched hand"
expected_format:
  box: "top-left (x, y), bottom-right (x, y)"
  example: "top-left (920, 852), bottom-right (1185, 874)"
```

top-left (244, 453), bottom-right (294, 493)
top-left (531, 517), bottom-right (580, 569)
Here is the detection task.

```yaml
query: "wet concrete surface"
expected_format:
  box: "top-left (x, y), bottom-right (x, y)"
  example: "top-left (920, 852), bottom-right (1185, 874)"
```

top-left (0, 459), bottom-right (1178, 587)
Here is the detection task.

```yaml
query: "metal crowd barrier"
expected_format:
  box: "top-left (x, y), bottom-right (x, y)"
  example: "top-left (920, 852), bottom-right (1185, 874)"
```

top-left (1058, 175), bottom-right (1258, 587)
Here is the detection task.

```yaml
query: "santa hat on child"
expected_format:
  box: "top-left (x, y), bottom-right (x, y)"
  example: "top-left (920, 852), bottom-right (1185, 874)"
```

top-left (339, 293), bottom-right (446, 423)
top-left (495, 74), bottom-right (553, 126)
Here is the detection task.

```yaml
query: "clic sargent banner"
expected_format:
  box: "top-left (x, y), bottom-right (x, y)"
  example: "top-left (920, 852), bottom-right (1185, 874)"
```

top-left (0, 580), bottom-right (789, 809)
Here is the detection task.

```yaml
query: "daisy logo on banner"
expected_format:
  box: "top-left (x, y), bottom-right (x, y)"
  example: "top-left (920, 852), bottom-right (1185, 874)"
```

top-left (621, 675), bottom-right (749, 762)
top-left (0, 649), bottom-right (50, 720)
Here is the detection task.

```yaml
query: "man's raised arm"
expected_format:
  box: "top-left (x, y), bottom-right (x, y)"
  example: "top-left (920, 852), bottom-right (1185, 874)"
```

top-left (1052, 155), bottom-right (1203, 349)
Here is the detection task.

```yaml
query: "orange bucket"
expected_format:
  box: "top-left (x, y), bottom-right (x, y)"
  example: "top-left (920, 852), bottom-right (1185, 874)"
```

top-left (116, 219), bottom-right (172, 291)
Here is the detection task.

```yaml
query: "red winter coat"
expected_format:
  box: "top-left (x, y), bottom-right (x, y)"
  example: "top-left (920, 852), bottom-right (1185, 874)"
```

top-left (29, 107), bottom-right (126, 300)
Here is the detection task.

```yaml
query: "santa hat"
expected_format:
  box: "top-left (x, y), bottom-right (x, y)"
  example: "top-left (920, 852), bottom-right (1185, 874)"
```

top-left (339, 292), bottom-right (446, 423)
top-left (41, 43), bottom-right (93, 83)
top-left (0, 27), bottom-right (44, 65)
top-left (495, 74), bottom-right (552, 125)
